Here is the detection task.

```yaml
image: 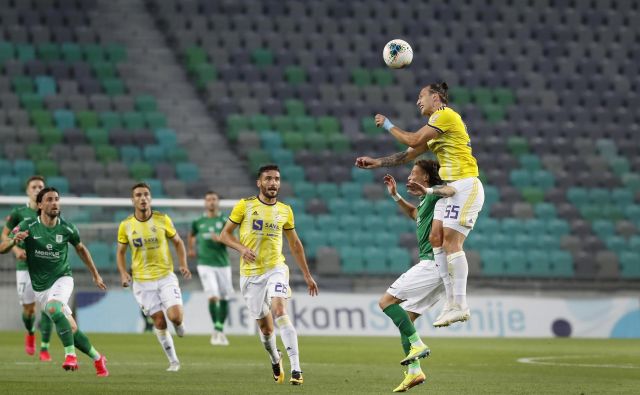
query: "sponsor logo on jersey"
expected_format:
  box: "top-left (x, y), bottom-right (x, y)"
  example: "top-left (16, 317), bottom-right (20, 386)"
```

top-left (252, 211), bottom-right (259, 216)
top-left (150, 226), bottom-right (157, 233)
top-left (35, 247), bottom-right (60, 259)
top-left (133, 238), bottom-right (143, 247)
top-left (56, 234), bottom-right (63, 243)
top-left (46, 244), bottom-right (53, 250)
top-left (252, 219), bottom-right (263, 230)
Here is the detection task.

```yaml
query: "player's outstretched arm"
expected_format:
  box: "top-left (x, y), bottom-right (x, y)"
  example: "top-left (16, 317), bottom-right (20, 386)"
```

top-left (1, 225), bottom-right (27, 259)
top-left (170, 233), bottom-right (191, 280)
top-left (384, 174), bottom-right (417, 220)
top-left (375, 114), bottom-right (439, 149)
top-left (407, 183), bottom-right (457, 198)
top-left (355, 145), bottom-right (427, 169)
top-left (74, 242), bottom-right (107, 290)
top-left (115, 242), bottom-right (132, 287)
top-left (284, 229), bottom-right (318, 296)
top-left (0, 229), bottom-right (28, 254)
top-left (219, 221), bottom-right (257, 263)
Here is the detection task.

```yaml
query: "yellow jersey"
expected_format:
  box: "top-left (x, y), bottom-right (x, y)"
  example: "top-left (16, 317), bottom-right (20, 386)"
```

top-left (228, 196), bottom-right (294, 277)
top-left (426, 106), bottom-right (479, 181)
top-left (117, 211), bottom-right (177, 282)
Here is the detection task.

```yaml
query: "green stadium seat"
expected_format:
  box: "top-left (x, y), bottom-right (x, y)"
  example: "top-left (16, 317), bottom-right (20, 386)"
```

top-left (387, 248), bottom-right (411, 273)
top-left (0, 42), bottom-right (14, 63)
top-left (53, 110), bottom-right (75, 130)
top-left (534, 203), bottom-right (556, 219)
top-left (83, 44), bottom-right (105, 64)
top-left (549, 251), bottom-right (574, 277)
top-left (328, 134), bottom-right (350, 152)
top-left (351, 167), bottom-right (374, 184)
top-left (493, 88), bottom-right (515, 106)
top-left (130, 162), bottom-right (154, 179)
top-left (532, 170), bottom-right (554, 189)
top-left (621, 173), bottom-right (640, 192)
top-left (340, 182), bottom-right (362, 199)
top-left (507, 136), bottom-right (529, 156)
top-left (102, 78), bottom-right (125, 96)
top-left (226, 114), bottom-right (249, 139)
top-left (480, 250), bottom-right (505, 276)
top-left (20, 93), bottom-right (43, 111)
top-left (105, 43), bottom-right (126, 63)
top-left (145, 112), bottom-right (167, 129)
top-left (191, 63), bottom-right (216, 87)
top-left (361, 117), bottom-right (379, 135)
top-left (293, 182), bottom-right (315, 200)
top-left (364, 248), bottom-right (387, 274)
top-left (176, 163), bottom-right (199, 182)
top-left (608, 156), bottom-right (629, 174)
top-left (509, 169), bottom-right (531, 188)
top-left (612, 188), bottom-right (634, 205)
top-left (305, 133), bottom-right (328, 152)
top-left (251, 48), bottom-right (273, 67)
top-left (519, 154), bottom-right (541, 170)
top-left (135, 95), bottom-right (157, 112)
top-left (61, 43), bottom-right (82, 62)
top-left (316, 183), bottom-right (339, 200)
top-left (567, 187), bottom-right (588, 205)
top-left (625, 205), bottom-right (640, 222)
top-left (12, 76), bottom-right (34, 94)
top-left (16, 44), bottom-right (35, 61)
top-left (47, 176), bottom-right (69, 194)
top-left (293, 116), bottom-right (316, 132)
top-left (77, 111), bottom-right (98, 129)
top-left (282, 132), bottom-right (305, 150)
top-left (317, 116), bottom-right (340, 135)
top-left (247, 149), bottom-right (271, 173)
top-left (14, 159), bottom-right (36, 179)
top-left (249, 114), bottom-right (271, 132)
top-left (267, 148), bottom-right (294, 165)
top-left (619, 251), bottom-right (640, 278)
top-left (471, 88), bottom-right (493, 105)
top-left (481, 104), bottom-right (505, 123)
top-left (285, 66), bottom-right (306, 85)
top-left (521, 187), bottom-right (545, 204)
top-left (351, 68), bottom-right (371, 86)
top-left (503, 250), bottom-right (527, 276)
top-left (155, 128), bottom-right (178, 148)
top-left (372, 69), bottom-right (393, 86)
top-left (35, 160), bottom-right (58, 177)
top-left (592, 220), bottom-right (615, 238)
top-left (279, 164), bottom-right (305, 183)
top-left (514, 234), bottom-right (537, 250)
top-left (92, 61), bottom-right (116, 79)
top-left (86, 128), bottom-right (108, 145)
top-left (30, 110), bottom-right (53, 130)
top-left (100, 112), bottom-right (122, 129)
top-left (120, 146), bottom-right (141, 162)
top-left (449, 87), bottom-right (471, 106)
top-left (340, 247), bottom-right (365, 273)
top-left (272, 115), bottom-right (294, 132)
top-left (185, 46), bottom-right (206, 67)
top-left (284, 99), bottom-right (305, 117)
top-left (123, 111), bottom-right (145, 130)
top-left (526, 251), bottom-right (552, 277)
top-left (95, 145), bottom-right (118, 163)
top-left (27, 144), bottom-right (48, 160)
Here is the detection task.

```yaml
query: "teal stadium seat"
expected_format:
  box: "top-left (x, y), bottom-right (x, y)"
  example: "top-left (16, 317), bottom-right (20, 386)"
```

top-left (480, 249), bottom-right (504, 276)
top-left (176, 163), bottom-right (199, 182)
top-left (328, 198), bottom-right (350, 216)
top-left (293, 182), bottom-right (315, 200)
top-left (340, 247), bottom-right (365, 273)
top-left (387, 248), bottom-right (411, 273)
top-left (364, 247), bottom-right (387, 274)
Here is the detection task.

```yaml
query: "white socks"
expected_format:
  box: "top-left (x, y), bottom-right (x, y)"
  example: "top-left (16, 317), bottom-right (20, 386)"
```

top-left (259, 331), bottom-right (280, 364)
top-left (447, 251), bottom-right (468, 308)
top-left (433, 247), bottom-right (453, 306)
top-left (155, 328), bottom-right (179, 364)
top-left (174, 323), bottom-right (185, 337)
top-left (275, 315), bottom-right (301, 372)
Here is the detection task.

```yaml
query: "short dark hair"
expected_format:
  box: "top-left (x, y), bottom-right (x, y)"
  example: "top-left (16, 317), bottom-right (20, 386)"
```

top-left (425, 81), bottom-right (449, 104)
top-left (25, 175), bottom-right (45, 188)
top-left (36, 187), bottom-right (59, 215)
top-left (131, 182), bottom-right (151, 195)
top-left (414, 160), bottom-right (442, 186)
top-left (257, 164), bottom-right (280, 178)
top-left (205, 190), bottom-right (219, 198)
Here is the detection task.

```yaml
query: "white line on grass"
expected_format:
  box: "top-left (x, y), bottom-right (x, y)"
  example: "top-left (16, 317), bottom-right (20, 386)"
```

top-left (517, 355), bottom-right (639, 369)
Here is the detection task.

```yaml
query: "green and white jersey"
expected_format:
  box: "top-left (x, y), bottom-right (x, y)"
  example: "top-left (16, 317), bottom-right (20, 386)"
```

top-left (191, 213), bottom-right (230, 267)
top-left (10, 216), bottom-right (80, 292)
top-left (416, 195), bottom-right (441, 261)
top-left (4, 204), bottom-right (38, 271)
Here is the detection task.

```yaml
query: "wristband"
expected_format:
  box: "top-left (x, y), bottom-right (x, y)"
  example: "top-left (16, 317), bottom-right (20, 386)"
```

top-left (392, 193), bottom-right (402, 202)
top-left (425, 188), bottom-right (434, 195)
top-left (382, 118), bottom-right (395, 131)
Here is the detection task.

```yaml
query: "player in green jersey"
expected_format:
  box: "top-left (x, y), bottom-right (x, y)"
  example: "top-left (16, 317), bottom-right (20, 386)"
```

top-left (0, 187), bottom-right (109, 376)
top-left (1, 175), bottom-right (54, 360)
top-left (188, 191), bottom-right (232, 346)
top-left (377, 160), bottom-right (456, 392)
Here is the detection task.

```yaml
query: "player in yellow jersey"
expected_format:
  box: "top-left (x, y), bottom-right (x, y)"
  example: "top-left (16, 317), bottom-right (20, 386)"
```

top-left (220, 164), bottom-right (319, 386)
top-left (116, 182), bottom-right (191, 372)
top-left (356, 82), bottom-right (485, 327)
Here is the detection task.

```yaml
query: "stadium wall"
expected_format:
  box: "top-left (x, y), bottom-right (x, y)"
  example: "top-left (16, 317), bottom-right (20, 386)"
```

top-left (72, 290), bottom-right (640, 339)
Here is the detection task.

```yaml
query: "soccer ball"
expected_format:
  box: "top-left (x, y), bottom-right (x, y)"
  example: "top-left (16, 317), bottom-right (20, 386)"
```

top-left (383, 39), bottom-right (413, 69)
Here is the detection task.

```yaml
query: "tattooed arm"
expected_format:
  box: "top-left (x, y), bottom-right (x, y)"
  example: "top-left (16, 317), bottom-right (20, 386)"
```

top-left (406, 183), bottom-right (457, 197)
top-left (355, 145), bottom-right (428, 169)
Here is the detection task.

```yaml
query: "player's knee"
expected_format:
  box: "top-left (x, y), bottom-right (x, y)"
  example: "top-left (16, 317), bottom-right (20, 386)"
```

top-left (23, 303), bottom-right (36, 316)
top-left (44, 301), bottom-right (64, 321)
top-left (152, 313), bottom-right (167, 329)
top-left (443, 237), bottom-right (463, 254)
top-left (429, 232), bottom-right (443, 248)
top-left (272, 305), bottom-right (286, 318)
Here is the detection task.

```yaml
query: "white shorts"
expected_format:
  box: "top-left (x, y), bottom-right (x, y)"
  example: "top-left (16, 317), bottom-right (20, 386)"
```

top-left (443, 177), bottom-right (484, 237)
top-left (133, 272), bottom-right (183, 316)
top-left (240, 266), bottom-right (290, 320)
top-left (197, 265), bottom-right (233, 299)
top-left (16, 270), bottom-right (36, 305)
top-left (34, 276), bottom-right (74, 317)
top-left (433, 198), bottom-right (446, 222)
top-left (387, 260), bottom-right (444, 315)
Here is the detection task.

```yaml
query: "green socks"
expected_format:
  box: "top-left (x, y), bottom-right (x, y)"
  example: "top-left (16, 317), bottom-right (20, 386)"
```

top-left (22, 313), bottom-right (35, 334)
top-left (44, 301), bottom-right (75, 352)
top-left (383, 304), bottom-right (418, 340)
top-left (210, 300), bottom-right (229, 332)
top-left (40, 314), bottom-right (53, 345)
top-left (74, 330), bottom-right (100, 360)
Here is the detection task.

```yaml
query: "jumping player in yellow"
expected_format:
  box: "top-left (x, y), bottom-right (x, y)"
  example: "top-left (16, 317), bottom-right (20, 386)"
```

top-left (356, 82), bottom-right (485, 328)
top-left (219, 164), bottom-right (319, 386)
top-left (116, 182), bottom-right (191, 372)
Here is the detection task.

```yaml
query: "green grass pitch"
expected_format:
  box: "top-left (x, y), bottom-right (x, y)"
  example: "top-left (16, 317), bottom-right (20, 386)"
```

top-left (0, 331), bottom-right (638, 394)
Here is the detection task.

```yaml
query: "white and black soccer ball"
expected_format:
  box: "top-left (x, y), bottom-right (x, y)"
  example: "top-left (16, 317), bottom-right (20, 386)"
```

top-left (383, 39), bottom-right (413, 69)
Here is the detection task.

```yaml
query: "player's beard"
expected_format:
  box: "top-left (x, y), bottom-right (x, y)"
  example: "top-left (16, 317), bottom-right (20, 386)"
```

top-left (261, 186), bottom-right (278, 199)
top-left (44, 209), bottom-right (60, 220)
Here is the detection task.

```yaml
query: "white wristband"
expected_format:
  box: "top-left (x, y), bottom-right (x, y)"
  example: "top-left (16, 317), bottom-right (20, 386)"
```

top-left (425, 188), bottom-right (434, 195)
top-left (392, 193), bottom-right (402, 202)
